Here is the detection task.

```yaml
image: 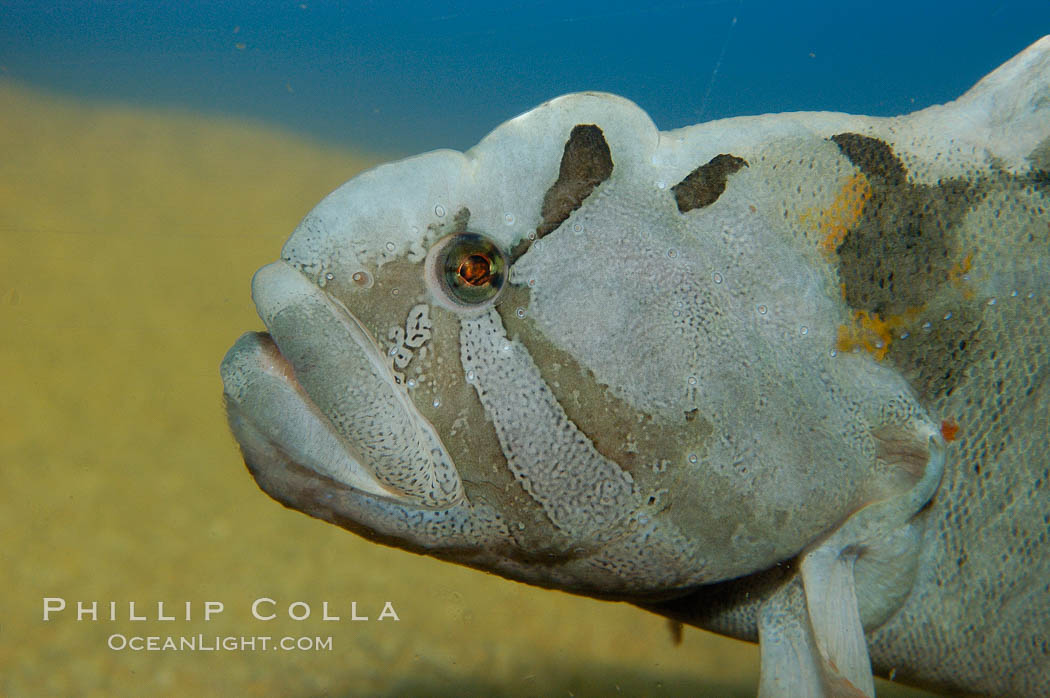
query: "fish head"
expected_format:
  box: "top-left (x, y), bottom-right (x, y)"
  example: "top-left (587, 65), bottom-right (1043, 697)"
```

top-left (221, 93), bottom-right (941, 598)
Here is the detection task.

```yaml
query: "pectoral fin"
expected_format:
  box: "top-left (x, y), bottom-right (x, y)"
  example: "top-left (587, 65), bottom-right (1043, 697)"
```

top-left (758, 425), bottom-right (945, 697)
top-left (800, 546), bottom-right (875, 697)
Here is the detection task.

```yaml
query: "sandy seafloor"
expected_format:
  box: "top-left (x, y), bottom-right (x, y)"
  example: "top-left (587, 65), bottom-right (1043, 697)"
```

top-left (0, 82), bottom-right (936, 697)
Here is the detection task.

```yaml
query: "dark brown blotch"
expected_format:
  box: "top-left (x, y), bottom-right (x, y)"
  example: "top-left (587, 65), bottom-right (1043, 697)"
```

top-left (512, 125), bottom-right (614, 260)
top-left (828, 133), bottom-right (999, 401)
top-left (672, 154), bottom-right (749, 213)
top-left (836, 178), bottom-right (980, 316)
top-left (831, 133), bottom-right (907, 185)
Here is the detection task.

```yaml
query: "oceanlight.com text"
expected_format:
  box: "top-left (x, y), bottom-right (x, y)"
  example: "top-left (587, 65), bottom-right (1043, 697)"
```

top-left (107, 634), bottom-right (333, 652)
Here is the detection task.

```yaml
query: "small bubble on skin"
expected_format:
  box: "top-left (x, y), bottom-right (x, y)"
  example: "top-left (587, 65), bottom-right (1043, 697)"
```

top-left (874, 340), bottom-right (884, 349)
top-left (465, 369), bottom-right (476, 383)
top-left (391, 288), bottom-right (400, 296)
top-left (527, 278), bottom-right (536, 287)
top-left (829, 349), bottom-right (838, 357)
top-left (434, 204), bottom-right (446, 217)
top-left (667, 248), bottom-right (678, 259)
top-left (527, 231), bottom-right (537, 241)
top-left (900, 331), bottom-right (910, 339)
top-left (572, 222), bottom-right (583, 233)
top-left (712, 272), bottom-right (723, 284)
top-left (1027, 292), bottom-right (1036, 299)
top-left (672, 309), bottom-right (681, 318)
top-left (385, 241), bottom-right (396, 252)
top-left (688, 453), bottom-right (698, 464)
top-left (501, 342), bottom-right (512, 353)
top-left (504, 213), bottom-right (515, 225)
top-left (406, 378), bottom-right (417, 388)
top-left (325, 272), bottom-right (335, 281)
top-left (922, 321), bottom-right (932, 332)
top-left (1010, 290), bottom-right (1019, 297)
top-left (351, 270), bottom-right (372, 287)
top-left (432, 398), bottom-right (441, 408)
top-left (656, 180), bottom-right (666, 189)
top-left (800, 326), bottom-right (809, 335)
top-left (515, 307), bottom-right (526, 319)
top-left (687, 375), bottom-right (698, 386)
top-left (757, 304), bottom-right (768, 315)
top-left (943, 311), bottom-right (953, 321)
top-left (987, 297), bottom-right (997, 306)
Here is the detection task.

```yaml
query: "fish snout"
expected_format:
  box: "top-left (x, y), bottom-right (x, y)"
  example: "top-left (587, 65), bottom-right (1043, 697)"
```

top-left (221, 261), bottom-right (463, 508)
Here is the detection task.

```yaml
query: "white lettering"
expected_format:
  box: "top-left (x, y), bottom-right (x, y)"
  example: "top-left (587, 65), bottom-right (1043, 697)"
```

top-left (157, 601), bottom-right (174, 621)
top-left (322, 601), bottom-right (340, 621)
top-left (288, 601), bottom-right (310, 621)
top-left (43, 597), bottom-right (66, 621)
top-left (77, 601), bottom-right (98, 621)
top-left (252, 598), bottom-right (276, 621)
top-left (204, 601), bottom-right (224, 621)
top-left (351, 602), bottom-right (368, 621)
top-left (129, 601), bottom-right (146, 621)
top-left (378, 602), bottom-right (400, 621)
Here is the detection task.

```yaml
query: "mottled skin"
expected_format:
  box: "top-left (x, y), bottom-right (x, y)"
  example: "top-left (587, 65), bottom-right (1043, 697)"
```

top-left (222, 37), bottom-right (1050, 696)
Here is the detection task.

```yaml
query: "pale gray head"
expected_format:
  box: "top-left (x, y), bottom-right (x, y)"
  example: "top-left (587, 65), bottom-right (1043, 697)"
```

top-left (220, 93), bottom-right (943, 599)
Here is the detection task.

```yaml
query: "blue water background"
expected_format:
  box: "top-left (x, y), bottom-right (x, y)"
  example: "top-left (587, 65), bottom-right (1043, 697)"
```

top-left (3, 1), bottom-right (1048, 155)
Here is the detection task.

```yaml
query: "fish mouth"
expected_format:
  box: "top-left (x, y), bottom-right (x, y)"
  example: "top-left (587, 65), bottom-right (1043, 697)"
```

top-left (220, 261), bottom-right (464, 508)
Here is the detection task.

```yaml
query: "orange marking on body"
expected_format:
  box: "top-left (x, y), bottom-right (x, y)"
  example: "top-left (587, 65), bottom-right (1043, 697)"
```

top-left (835, 306), bottom-right (924, 360)
top-left (947, 252), bottom-right (973, 282)
top-left (837, 310), bottom-right (894, 360)
top-left (940, 418), bottom-right (960, 443)
top-left (835, 310), bottom-right (902, 360)
top-left (798, 173), bottom-right (872, 257)
top-left (947, 252), bottom-right (976, 299)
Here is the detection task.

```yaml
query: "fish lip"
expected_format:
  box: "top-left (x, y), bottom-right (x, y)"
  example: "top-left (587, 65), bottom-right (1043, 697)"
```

top-left (242, 261), bottom-right (464, 507)
top-left (221, 329), bottom-right (415, 503)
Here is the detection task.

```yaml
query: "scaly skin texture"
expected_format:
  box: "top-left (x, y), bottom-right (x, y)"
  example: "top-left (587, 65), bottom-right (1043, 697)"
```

top-left (222, 37), bottom-right (1050, 696)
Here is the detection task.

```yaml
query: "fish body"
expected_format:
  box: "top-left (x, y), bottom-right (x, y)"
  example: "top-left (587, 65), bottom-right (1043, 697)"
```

top-left (221, 37), bottom-right (1050, 696)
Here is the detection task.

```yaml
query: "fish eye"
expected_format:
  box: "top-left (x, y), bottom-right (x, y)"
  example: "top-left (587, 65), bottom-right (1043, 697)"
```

top-left (425, 232), bottom-right (507, 310)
